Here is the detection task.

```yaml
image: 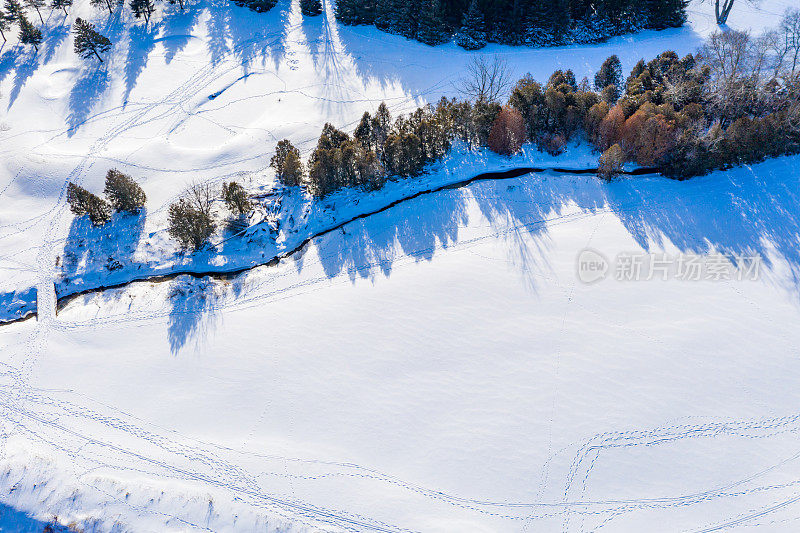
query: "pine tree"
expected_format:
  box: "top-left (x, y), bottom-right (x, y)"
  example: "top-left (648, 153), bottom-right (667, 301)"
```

top-left (19, 14), bottom-right (42, 51)
top-left (524, 0), bottom-right (554, 46)
top-left (594, 54), bottom-right (622, 100)
top-left (50, 0), bottom-right (71, 15)
top-left (130, 0), bottom-right (155, 24)
top-left (374, 0), bottom-right (393, 30)
top-left (359, 0), bottom-right (376, 24)
top-left (89, 0), bottom-right (112, 12)
top-left (334, 0), bottom-right (357, 24)
top-left (551, 0), bottom-right (571, 43)
top-left (416, 0), bottom-right (448, 46)
top-left (103, 169), bottom-right (146, 212)
top-left (168, 195), bottom-right (215, 250)
top-left (300, 0), bottom-right (321, 16)
top-left (231, 0), bottom-right (276, 13)
top-left (221, 181), bottom-right (251, 216)
top-left (354, 112), bottom-right (373, 149)
top-left (73, 18), bottom-right (112, 62)
top-left (0, 10), bottom-right (10, 41)
top-left (270, 139), bottom-right (304, 187)
top-left (455, 0), bottom-right (485, 50)
top-left (3, 0), bottom-right (22, 21)
top-left (394, 0), bottom-right (415, 38)
top-left (646, 0), bottom-right (687, 30)
top-left (371, 102), bottom-right (391, 158)
top-left (23, 0), bottom-right (45, 23)
top-left (66, 182), bottom-right (112, 225)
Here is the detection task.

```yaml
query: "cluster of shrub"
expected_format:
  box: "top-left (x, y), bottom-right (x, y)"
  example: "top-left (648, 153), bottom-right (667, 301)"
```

top-left (67, 170), bottom-right (147, 225)
top-left (165, 180), bottom-right (253, 250)
top-left (67, 169), bottom-right (256, 251)
top-left (335, 0), bottom-right (687, 49)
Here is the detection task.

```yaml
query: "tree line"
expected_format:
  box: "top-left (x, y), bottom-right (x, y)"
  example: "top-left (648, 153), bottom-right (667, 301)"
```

top-left (65, 11), bottom-right (800, 252)
top-left (335, 0), bottom-right (688, 49)
top-left (275, 9), bottom-right (800, 194)
top-left (1, 0), bottom-right (205, 57)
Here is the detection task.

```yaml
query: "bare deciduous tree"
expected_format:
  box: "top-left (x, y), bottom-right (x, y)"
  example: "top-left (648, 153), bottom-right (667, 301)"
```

top-left (702, 0), bottom-right (761, 26)
top-left (456, 55), bottom-right (513, 103)
top-left (168, 182), bottom-right (216, 250)
top-left (781, 8), bottom-right (800, 76)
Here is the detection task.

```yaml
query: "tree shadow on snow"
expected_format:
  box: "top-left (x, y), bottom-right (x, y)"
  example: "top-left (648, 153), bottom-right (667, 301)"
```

top-left (160, 5), bottom-right (203, 64)
top-left (124, 21), bottom-right (162, 104)
top-left (296, 157), bottom-right (800, 299)
top-left (7, 52), bottom-right (38, 110)
top-left (167, 276), bottom-right (220, 355)
top-left (67, 66), bottom-right (110, 136)
top-left (604, 158), bottom-right (800, 294)
top-left (205, 0), bottom-right (232, 65)
top-left (145, 156), bottom-right (800, 353)
top-left (41, 22), bottom-right (70, 65)
top-left (299, 4), bottom-right (324, 68)
top-left (60, 210), bottom-right (147, 290)
top-left (301, 173), bottom-right (603, 292)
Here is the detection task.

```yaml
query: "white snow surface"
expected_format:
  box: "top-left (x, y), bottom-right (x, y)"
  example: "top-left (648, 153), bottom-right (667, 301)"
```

top-left (2, 0), bottom-right (800, 531)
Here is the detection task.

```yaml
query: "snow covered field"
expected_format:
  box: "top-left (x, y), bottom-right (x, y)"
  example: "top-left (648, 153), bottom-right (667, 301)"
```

top-left (2, 0), bottom-right (800, 531)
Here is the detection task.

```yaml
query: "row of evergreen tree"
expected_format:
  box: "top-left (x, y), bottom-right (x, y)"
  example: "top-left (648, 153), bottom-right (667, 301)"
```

top-left (270, 31), bottom-right (800, 198)
top-left (1, 0), bottom-right (194, 54)
top-left (335, 0), bottom-right (688, 49)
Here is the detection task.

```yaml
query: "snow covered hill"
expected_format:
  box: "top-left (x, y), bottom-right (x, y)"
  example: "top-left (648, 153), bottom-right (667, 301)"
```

top-left (2, 0), bottom-right (800, 531)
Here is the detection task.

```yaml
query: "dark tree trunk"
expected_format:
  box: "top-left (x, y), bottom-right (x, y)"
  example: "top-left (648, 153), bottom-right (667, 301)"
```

top-left (716, 0), bottom-right (735, 25)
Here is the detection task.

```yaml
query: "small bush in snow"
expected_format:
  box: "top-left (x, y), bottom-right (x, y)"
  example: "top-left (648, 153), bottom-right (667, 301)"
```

top-left (104, 169), bottom-right (146, 213)
top-left (67, 182), bottom-right (112, 225)
top-left (221, 181), bottom-right (251, 216)
top-left (168, 184), bottom-right (216, 250)
top-left (538, 133), bottom-right (567, 156)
